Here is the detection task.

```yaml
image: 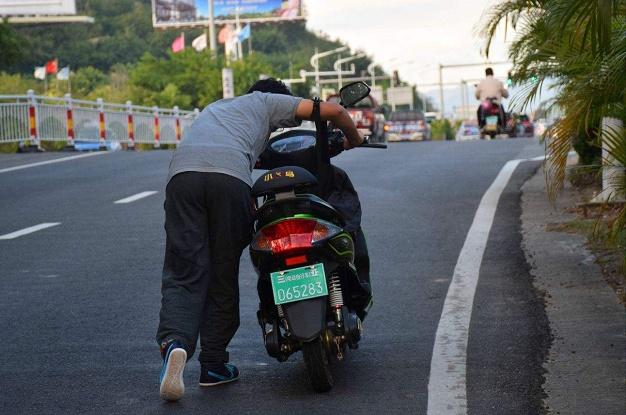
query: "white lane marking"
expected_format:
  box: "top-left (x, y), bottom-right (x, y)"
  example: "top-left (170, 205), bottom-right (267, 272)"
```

top-left (427, 159), bottom-right (522, 414)
top-left (0, 152), bottom-right (106, 174)
top-left (114, 191), bottom-right (158, 204)
top-left (0, 223), bottom-right (61, 240)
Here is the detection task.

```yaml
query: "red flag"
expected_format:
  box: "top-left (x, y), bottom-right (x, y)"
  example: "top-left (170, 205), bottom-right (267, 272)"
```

top-left (218, 26), bottom-right (232, 44)
top-left (171, 33), bottom-right (185, 53)
top-left (45, 59), bottom-right (58, 74)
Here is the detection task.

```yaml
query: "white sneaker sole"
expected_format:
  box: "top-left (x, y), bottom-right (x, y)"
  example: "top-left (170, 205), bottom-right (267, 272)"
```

top-left (159, 348), bottom-right (187, 401)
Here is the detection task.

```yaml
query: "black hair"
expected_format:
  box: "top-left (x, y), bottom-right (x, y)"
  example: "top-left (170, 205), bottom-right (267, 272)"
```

top-left (247, 78), bottom-right (293, 96)
top-left (485, 67), bottom-right (494, 76)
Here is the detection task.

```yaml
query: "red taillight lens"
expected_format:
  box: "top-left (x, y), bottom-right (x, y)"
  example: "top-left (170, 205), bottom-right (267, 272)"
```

top-left (252, 218), bottom-right (341, 254)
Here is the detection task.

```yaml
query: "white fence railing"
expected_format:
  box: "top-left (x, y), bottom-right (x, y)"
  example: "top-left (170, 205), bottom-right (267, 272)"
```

top-left (0, 90), bottom-right (199, 149)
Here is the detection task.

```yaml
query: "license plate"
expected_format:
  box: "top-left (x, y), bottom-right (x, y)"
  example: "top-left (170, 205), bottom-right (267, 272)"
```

top-left (486, 116), bottom-right (498, 127)
top-left (270, 263), bottom-right (328, 305)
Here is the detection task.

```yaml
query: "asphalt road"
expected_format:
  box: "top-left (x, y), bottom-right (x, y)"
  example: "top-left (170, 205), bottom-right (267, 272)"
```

top-left (0, 138), bottom-right (545, 414)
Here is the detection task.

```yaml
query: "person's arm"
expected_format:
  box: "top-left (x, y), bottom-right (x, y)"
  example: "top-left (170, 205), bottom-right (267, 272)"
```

top-left (475, 83), bottom-right (482, 100)
top-left (500, 82), bottom-right (510, 99)
top-left (295, 100), bottom-right (364, 149)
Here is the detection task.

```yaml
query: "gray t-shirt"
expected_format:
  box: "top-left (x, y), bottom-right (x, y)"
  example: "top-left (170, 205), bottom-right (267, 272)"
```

top-left (167, 91), bottom-right (303, 186)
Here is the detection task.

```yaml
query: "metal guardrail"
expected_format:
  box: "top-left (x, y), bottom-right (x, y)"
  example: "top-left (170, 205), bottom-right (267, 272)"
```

top-left (0, 90), bottom-right (199, 149)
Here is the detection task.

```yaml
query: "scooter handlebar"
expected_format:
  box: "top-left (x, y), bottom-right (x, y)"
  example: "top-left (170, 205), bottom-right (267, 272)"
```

top-left (329, 132), bottom-right (388, 151)
top-left (359, 136), bottom-right (387, 149)
top-left (360, 143), bottom-right (388, 149)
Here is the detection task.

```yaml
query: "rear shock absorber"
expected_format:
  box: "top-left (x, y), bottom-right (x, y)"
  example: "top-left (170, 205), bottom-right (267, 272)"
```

top-left (328, 273), bottom-right (345, 334)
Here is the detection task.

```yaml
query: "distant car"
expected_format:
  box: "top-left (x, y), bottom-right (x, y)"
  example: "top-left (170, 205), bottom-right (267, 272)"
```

top-left (327, 94), bottom-right (386, 142)
top-left (505, 113), bottom-right (535, 138)
top-left (516, 114), bottom-right (535, 137)
top-left (455, 120), bottom-right (481, 141)
top-left (384, 110), bottom-right (430, 142)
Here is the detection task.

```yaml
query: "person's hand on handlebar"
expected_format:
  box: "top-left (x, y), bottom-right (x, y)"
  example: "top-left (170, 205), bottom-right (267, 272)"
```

top-left (343, 131), bottom-right (365, 150)
top-left (295, 100), bottom-right (364, 149)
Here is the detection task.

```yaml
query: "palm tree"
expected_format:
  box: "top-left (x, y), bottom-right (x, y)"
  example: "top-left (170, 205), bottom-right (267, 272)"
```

top-left (480, 0), bottom-right (626, 239)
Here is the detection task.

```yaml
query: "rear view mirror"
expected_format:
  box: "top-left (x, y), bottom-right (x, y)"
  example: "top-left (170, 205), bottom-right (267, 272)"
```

top-left (339, 82), bottom-right (371, 107)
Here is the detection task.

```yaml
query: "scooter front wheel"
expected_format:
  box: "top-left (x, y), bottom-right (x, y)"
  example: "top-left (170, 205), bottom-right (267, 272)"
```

top-left (302, 338), bottom-right (334, 392)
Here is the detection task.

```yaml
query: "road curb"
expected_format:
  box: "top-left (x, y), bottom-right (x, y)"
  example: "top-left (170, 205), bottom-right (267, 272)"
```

top-left (521, 166), bottom-right (625, 415)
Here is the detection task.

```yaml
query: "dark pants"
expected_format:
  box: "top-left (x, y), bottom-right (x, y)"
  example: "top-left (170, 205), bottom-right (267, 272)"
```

top-left (156, 172), bottom-right (254, 368)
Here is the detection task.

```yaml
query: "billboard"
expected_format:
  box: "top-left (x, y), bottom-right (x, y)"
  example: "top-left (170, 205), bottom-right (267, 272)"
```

top-left (152, 0), bottom-right (303, 28)
top-left (0, 0), bottom-right (76, 16)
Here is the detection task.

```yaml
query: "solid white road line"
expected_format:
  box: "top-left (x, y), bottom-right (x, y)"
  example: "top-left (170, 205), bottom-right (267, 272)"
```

top-left (427, 159), bottom-right (523, 414)
top-left (114, 191), bottom-right (158, 204)
top-left (0, 222), bottom-right (61, 240)
top-left (0, 152), bottom-right (106, 174)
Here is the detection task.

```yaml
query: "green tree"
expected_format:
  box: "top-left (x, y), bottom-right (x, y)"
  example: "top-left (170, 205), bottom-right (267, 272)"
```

top-left (72, 66), bottom-right (109, 98)
top-left (0, 21), bottom-right (22, 70)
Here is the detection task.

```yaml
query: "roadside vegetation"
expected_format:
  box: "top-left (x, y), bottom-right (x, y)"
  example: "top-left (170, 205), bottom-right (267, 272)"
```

top-left (481, 0), bottom-right (626, 266)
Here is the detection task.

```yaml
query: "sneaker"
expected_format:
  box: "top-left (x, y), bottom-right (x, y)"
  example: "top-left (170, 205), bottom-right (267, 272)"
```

top-left (159, 342), bottom-right (187, 401)
top-left (199, 363), bottom-right (240, 387)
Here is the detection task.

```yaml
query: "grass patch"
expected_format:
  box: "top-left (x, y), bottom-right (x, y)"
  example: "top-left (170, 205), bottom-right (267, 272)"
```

top-left (0, 142), bottom-right (18, 153)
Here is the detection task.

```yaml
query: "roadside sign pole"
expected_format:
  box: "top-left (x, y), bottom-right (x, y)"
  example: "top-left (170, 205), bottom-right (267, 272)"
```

top-left (208, 0), bottom-right (217, 58)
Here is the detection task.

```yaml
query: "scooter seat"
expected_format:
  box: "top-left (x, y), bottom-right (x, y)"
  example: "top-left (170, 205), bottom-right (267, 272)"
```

top-left (251, 166), bottom-right (317, 198)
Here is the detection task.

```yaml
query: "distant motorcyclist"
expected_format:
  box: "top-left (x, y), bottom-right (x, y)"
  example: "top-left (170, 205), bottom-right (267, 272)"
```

top-left (475, 67), bottom-right (509, 128)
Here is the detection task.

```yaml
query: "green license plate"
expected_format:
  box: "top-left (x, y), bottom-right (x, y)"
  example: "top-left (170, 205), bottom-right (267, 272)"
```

top-left (486, 116), bottom-right (498, 127)
top-left (270, 263), bottom-right (328, 305)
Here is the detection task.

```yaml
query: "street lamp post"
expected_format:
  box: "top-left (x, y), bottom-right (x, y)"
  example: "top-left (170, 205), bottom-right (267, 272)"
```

top-left (310, 46), bottom-right (349, 95)
top-left (208, 0), bottom-right (217, 58)
top-left (333, 53), bottom-right (366, 90)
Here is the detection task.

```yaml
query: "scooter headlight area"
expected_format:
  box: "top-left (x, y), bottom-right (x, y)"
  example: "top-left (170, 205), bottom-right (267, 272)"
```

top-left (251, 218), bottom-right (343, 255)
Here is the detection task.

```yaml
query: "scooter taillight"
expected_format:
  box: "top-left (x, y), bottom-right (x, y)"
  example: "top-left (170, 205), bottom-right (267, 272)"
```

top-left (252, 218), bottom-right (341, 254)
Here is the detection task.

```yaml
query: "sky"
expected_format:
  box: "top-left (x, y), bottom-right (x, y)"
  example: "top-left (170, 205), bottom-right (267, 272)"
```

top-left (304, 0), bottom-right (516, 114)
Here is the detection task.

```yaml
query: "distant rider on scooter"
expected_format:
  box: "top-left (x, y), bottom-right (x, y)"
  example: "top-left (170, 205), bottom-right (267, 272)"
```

top-left (475, 67), bottom-right (509, 129)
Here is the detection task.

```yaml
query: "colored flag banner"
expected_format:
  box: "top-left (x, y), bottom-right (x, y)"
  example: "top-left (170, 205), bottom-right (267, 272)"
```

top-left (218, 25), bottom-right (233, 44)
top-left (171, 33), bottom-right (185, 53)
top-left (237, 24), bottom-right (251, 42)
top-left (192, 33), bottom-right (207, 52)
top-left (57, 66), bottom-right (70, 81)
top-left (45, 59), bottom-right (58, 74)
top-left (34, 66), bottom-right (46, 80)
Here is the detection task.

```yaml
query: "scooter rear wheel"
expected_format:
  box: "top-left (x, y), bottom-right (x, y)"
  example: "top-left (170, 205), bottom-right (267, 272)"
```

top-left (302, 338), bottom-right (334, 392)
